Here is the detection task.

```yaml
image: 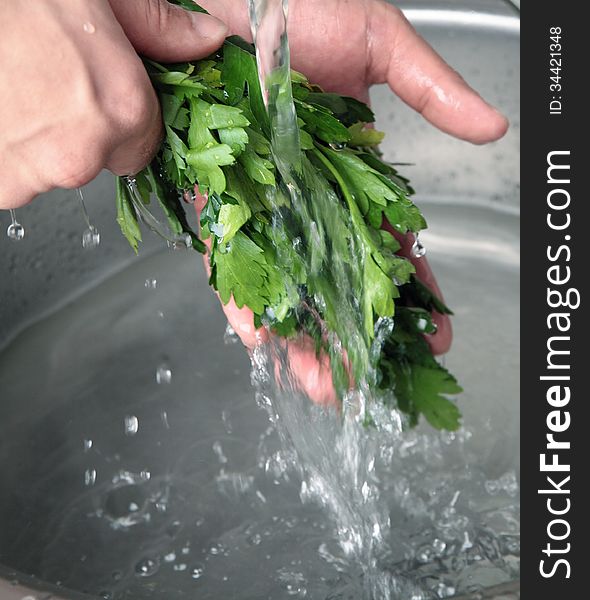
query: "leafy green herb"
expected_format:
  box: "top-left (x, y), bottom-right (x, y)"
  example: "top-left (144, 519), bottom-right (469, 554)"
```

top-left (114, 4), bottom-right (462, 430)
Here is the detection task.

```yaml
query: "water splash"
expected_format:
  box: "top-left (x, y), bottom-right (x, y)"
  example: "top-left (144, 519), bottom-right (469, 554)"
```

top-left (246, 2), bottom-right (399, 593)
top-left (250, 342), bottom-right (519, 597)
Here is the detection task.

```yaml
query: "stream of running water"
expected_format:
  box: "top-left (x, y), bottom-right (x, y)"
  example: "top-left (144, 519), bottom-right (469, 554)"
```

top-left (246, 1), bottom-right (423, 596)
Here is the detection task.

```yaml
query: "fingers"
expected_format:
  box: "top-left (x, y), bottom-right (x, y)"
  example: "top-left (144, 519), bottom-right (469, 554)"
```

top-left (193, 194), bottom-right (337, 405)
top-left (108, 0), bottom-right (228, 62)
top-left (103, 0), bottom-right (228, 175)
top-left (367, 2), bottom-right (508, 144)
top-left (385, 224), bottom-right (453, 355)
top-left (103, 80), bottom-right (164, 176)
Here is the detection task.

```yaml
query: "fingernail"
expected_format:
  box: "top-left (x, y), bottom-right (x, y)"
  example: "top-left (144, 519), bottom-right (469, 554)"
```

top-left (191, 13), bottom-right (228, 39)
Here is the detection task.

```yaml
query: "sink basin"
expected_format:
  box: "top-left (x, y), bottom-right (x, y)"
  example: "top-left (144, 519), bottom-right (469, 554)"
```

top-left (0, 2), bottom-right (519, 598)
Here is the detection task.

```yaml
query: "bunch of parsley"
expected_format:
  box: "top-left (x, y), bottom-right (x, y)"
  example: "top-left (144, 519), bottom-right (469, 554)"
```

top-left (115, 1), bottom-right (462, 430)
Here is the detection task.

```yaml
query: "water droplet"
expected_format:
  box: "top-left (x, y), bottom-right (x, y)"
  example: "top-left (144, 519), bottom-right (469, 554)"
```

top-left (82, 225), bottom-right (100, 249)
top-left (144, 278), bottom-right (157, 289)
top-left (277, 569), bottom-right (308, 597)
top-left (164, 552), bottom-right (176, 563)
top-left (7, 210), bottom-right (24, 241)
top-left (156, 363), bottom-right (172, 385)
top-left (212, 441), bottom-right (228, 464)
top-left (191, 564), bottom-right (205, 580)
top-left (432, 538), bottom-right (447, 556)
top-left (411, 234), bottom-right (426, 258)
top-left (124, 415), bottom-right (139, 436)
top-left (166, 519), bottom-right (182, 538)
top-left (221, 409), bottom-right (233, 433)
top-left (83, 22), bottom-right (96, 34)
top-left (134, 557), bottom-right (160, 578)
top-left (435, 582), bottom-right (456, 598)
top-left (208, 543), bottom-right (223, 556)
top-left (183, 189), bottom-right (197, 204)
top-left (416, 544), bottom-right (434, 564)
top-left (140, 470), bottom-right (151, 481)
top-left (76, 188), bottom-right (100, 247)
top-left (84, 468), bottom-right (97, 487)
top-left (247, 532), bottom-right (262, 546)
top-left (167, 233), bottom-right (192, 250)
top-left (160, 410), bottom-right (170, 429)
top-left (224, 323), bottom-right (239, 345)
top-left (173, 563), bottom-right (187, 572)
top-left (328, 142), bottom-right (346, 151)
top-left (83, 439), bottom-right (93, 452)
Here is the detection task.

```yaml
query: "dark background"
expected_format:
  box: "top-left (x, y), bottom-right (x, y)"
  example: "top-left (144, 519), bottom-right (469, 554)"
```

top-left (521, 3), bottom-right (588, 596)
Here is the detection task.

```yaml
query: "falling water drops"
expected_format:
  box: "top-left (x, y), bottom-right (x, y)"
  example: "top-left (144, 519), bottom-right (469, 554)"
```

top-left (82, 226), bottom-right (100, 249)
top-left (134, 557), bottom-right (160, 578)
top-left (144, 278), bottom-right (157, 290)
top-left (77, 188), bottom-right (100, 249)
top-left (191, 564), bottom-right (205, 580)
top-left (124, 415), bottom-right (139, 436)
top-left (166, 233), bottom-right (192, 250)
top-left (411, 234), bottom-right (426, 258)
top-left (224, 323), bottom-right (239, 345)
top-left (84, 468), bottom-right (97, 487)
top-left (221, 409), bottom-right (233, 434)
top-left (212, 440), bottom-right (228, 464)
top-left (156, 363), bottom-right (172, 385)
top-left (6, 209), bottom-right (24, 241)
top-left (125, 176), bottom-right (191, 249)
top-left (183, 189), bottom-right (197, 204)
top-left (83, 439), bottom-right (93, 453)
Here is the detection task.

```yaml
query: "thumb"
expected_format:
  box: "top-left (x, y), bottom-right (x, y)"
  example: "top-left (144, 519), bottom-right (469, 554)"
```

top-left (108, 0), bottom-right (228, 62)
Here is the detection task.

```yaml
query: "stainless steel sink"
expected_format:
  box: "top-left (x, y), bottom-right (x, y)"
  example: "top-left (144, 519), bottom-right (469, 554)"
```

top-left (0, 1), bottom-right (519, 598)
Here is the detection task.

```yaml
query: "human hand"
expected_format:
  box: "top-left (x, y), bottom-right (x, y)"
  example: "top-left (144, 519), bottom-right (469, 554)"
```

top-left (0, 0), bottom-right (227, 209)
top-left (197, 0), bottom-right (508, 143)
top-left (194, 0), bottom-right (505, 395)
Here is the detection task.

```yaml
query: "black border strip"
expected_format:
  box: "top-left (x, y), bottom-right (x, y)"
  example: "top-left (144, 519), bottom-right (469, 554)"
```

top-left (522, 3), bottom-right (587, 595)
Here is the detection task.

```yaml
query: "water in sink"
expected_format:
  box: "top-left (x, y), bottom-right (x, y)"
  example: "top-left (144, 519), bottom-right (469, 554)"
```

top-left (0, 199), bottom-right (519, 599)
